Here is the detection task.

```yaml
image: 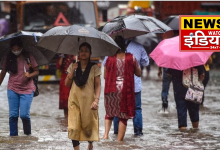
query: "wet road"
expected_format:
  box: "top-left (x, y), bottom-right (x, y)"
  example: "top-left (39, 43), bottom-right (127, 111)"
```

top-left (0, 66), bottom-right (220, 150)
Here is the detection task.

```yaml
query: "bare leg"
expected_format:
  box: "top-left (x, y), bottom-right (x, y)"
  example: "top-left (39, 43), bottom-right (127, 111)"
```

top-left (192, 121), bottom-right (199, 128)
top-left (118, 121), bottom-right (126, 141)
top-left (102, 119), bottom-right (113, 139)
top-left (74, 145), bottom-right (79, 150)
top-left (87, 142), bottom-right (93, 150)
top-left (147, 71), bottom-right (149, 77)
top-left (64, 109), bottom-right (68, 118)
top-left (180, 127), bottom-right (186, 130)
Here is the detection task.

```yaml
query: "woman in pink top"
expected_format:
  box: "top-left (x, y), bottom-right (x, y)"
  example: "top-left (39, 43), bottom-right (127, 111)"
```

top-left (0, 38), bottom-right (39, 136)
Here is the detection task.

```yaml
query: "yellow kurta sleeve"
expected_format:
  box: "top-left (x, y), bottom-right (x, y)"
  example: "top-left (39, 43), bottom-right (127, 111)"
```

top-left (67, 63), bottom-right (74, 74)
top-left (94, 65), bottom-right (102, 77)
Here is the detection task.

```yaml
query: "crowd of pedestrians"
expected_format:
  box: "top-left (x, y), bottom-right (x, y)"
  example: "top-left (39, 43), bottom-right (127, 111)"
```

top-left (0, 34), bottom-right (212, 150)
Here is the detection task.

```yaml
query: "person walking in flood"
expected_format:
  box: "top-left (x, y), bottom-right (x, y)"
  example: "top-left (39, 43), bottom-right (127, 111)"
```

top-left (103, 36), bottom-right (142, 141)
top-left (103, 39), bottom-right (149, 136)
top-left (0, 38), bottom-right (39, 136)
top-left (167, 65), bottom-right (205, 130)
top-left (65, 42), bottom-right (101, 150)
top-left (56, 54), bottom-right (76, 118)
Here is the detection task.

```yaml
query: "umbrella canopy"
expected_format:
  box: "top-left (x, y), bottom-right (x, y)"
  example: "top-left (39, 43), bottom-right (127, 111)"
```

top-left (37, 25), bottom-right (120, 57)
top-left (149, 36), bottom-right (213, 70)
top-left (0, 31), bottom-right (56, 69)
top-left (163, 15), bottom-right (179, 30)
top-left (133, 33), bottom-right (159, 54)
top-left (100, 14), bottom-right (172, 39)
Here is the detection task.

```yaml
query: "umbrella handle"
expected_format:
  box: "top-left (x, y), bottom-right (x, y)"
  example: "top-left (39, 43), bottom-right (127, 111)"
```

top-left (74, 56), bottom-right (78, 77)
top-left (74, 70), bottom-right (76, 77)
top-left (75, 56), bottom-right (78, 62)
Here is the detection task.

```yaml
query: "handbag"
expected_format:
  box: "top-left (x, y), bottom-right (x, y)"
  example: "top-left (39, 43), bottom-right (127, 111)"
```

top-left (185, 68), bottom-right (204, 104)
top-left (25, 56), bottom-right (39, 97)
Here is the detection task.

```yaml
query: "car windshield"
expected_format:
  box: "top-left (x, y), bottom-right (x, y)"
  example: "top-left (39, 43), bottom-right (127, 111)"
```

top-left (23, 1), bottom-right (97, 31)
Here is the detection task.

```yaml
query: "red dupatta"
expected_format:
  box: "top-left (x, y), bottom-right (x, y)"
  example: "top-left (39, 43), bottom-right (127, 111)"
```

top-left (105, 53), bottom-right (135, 117)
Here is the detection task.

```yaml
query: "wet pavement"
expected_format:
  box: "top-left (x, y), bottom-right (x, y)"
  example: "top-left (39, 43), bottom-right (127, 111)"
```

top-left (0, 65), bottom-right (220, 150)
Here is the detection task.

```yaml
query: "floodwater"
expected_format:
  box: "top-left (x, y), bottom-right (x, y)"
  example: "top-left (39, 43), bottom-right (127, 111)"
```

top-left (0, 66), bottom-right (220, 150)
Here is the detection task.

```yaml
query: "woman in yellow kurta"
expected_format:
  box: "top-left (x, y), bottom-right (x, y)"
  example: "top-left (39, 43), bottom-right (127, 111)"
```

top-left (65, 42), bottom-right (101, 150)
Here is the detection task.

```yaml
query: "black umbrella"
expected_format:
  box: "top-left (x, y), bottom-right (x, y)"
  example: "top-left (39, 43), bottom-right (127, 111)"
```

top-left (163, 15), bottom-right (179, 30)
top-left (37, 25), bottom-right (120, 57)
top-left (0, 31), bottom-right (56, 69)
top-left (100, 14), bottom-right (172, 39)
top-left (133, 33), bottom-right (159, 54)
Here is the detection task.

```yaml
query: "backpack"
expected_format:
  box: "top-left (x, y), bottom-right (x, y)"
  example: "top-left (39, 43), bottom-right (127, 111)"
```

top-left (25, 55), bottom-right (39, 97)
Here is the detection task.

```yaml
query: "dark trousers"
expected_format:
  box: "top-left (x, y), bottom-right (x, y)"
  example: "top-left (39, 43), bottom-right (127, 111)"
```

top-left (161, 68), bottom-right (172, 100)
top-left (172, 81), bottom-right (200, 128)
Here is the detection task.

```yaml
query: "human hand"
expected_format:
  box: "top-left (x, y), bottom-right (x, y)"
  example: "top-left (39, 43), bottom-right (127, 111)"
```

top-left (24, 72), bottom-right (31, 78)
top-left (59, 54), bottom-right (65, 58)
top-left (199, 73), bottom-right (205, 81)
top-left (91, 100), bottom-right (99, 110)
top-left (72, 63), bottom-right (78, 70)
top-left (158, 70), bottom-right (162, 78)
top-left (73, 55), bottom-right (77, 60)
top-left (167, 73), bottom-right (172, 77)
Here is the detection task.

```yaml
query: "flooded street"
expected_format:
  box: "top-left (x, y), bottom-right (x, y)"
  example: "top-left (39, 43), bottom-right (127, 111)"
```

top-left (0, 66), bottom-right (220, 150)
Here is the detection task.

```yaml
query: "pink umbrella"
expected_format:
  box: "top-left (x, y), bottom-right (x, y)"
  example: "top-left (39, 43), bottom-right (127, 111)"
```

top-left (149, 36), bottom-right (213, 70)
